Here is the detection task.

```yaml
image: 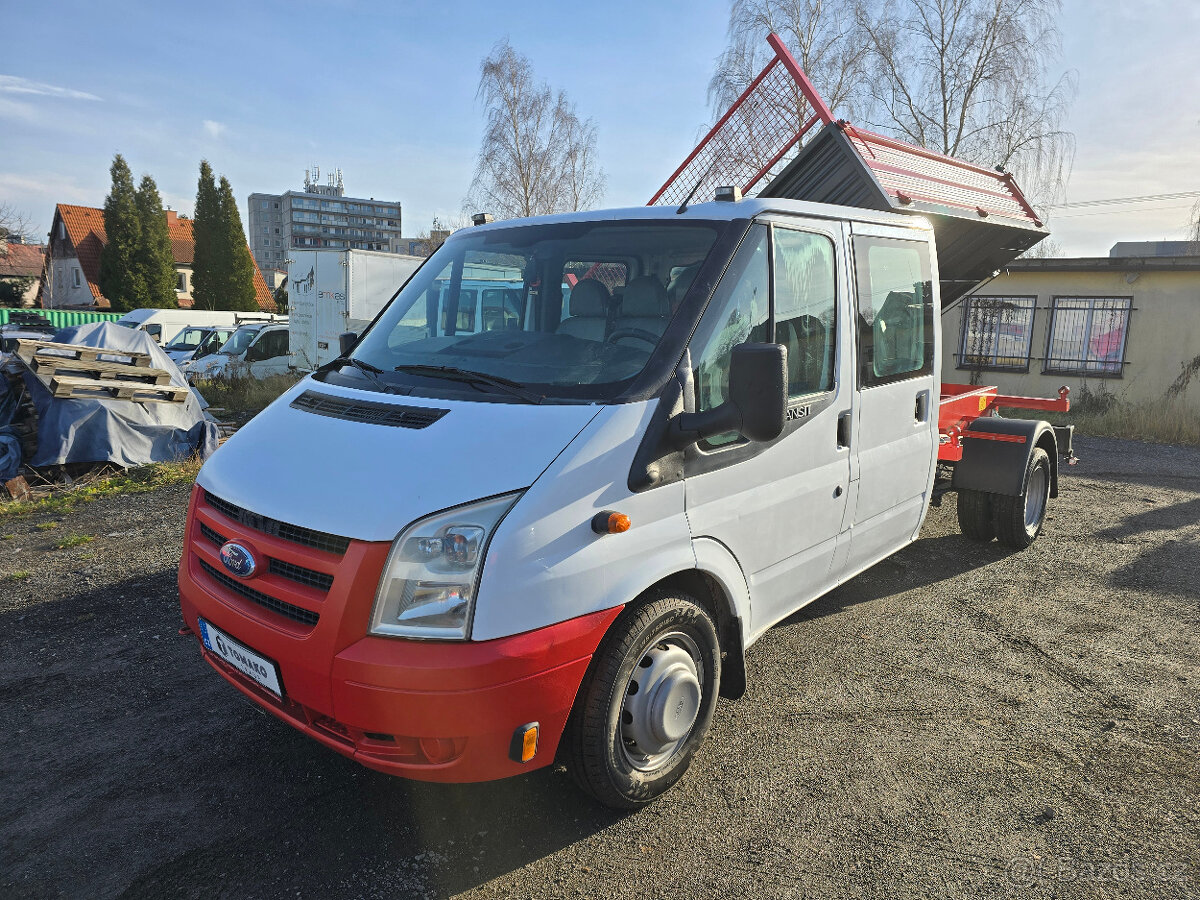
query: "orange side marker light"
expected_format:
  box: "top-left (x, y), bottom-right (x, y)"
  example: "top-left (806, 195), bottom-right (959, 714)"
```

top-left (510, 722), bottom-right (539, 763)
top-left (591, 510), bottom-right (631, 535)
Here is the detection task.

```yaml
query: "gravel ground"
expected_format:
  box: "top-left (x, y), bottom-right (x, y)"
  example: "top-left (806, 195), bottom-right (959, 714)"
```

top-left (1, 435), bottom-right (1197, 899)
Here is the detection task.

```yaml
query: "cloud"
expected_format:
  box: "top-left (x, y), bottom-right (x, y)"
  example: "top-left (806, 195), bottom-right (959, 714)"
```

top-left (203, 119), bottom-right (226, 139)
top-left (0, 75), bottom-right (101, 102)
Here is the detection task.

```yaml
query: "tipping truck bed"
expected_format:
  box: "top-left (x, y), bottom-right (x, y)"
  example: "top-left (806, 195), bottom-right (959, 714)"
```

top-left (648, 32), bottom-right (1069, 467)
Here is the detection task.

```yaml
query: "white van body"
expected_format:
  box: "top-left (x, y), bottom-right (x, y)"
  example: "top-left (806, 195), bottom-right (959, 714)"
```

top-left (180, 198), bottom-right (1058, 807)
top-left (287, 250), bottom-right (425, 370)
top-left (183, 322), bottom-right (291, 379)
top-left (116, 309), bottom-right (281, 347)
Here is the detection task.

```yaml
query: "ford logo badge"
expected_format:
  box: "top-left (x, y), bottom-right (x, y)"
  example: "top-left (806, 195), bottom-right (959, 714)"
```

top-left (219, 541), bottom-right (257, 578)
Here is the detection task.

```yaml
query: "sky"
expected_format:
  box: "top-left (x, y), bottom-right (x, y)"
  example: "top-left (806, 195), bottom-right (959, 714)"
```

top-left (2, 0), bottom-right (1198, 258)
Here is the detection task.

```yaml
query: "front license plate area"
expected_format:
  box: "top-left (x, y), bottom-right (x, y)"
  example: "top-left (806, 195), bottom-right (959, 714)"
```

top-left (198, 618), bottom-right (284, 698)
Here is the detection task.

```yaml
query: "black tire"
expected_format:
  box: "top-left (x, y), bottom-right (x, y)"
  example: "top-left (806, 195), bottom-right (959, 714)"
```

top-left (993, 448), bottom-right (1051, 549)
top-left (565, 591), bottom-right (721, 809)
top-left (956, 489), bottom-right (995, 542)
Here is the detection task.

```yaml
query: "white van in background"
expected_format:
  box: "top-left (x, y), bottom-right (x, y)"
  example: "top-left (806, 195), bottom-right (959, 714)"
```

top-left (116, 309), bottom-right (282, 346)
top-left (163, 326), bottom-right (237, 366)
top-left (182, 322), bottom-right (291, 380)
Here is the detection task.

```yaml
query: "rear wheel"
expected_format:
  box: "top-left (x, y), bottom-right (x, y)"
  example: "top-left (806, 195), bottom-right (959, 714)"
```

top-left (956, 489), bottom-right (995, 542)
top-left (993, 448), bottom-right (1051, 549)
top-left (566, 592), bottom-right (721, 809)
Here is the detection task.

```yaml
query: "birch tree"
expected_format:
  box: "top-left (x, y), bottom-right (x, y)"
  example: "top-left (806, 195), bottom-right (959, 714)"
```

top-left (466, 40), bottom-right (605, 219)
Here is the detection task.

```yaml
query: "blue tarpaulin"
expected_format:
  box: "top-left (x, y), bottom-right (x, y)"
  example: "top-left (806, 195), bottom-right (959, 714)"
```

top-left (19, 322), bottom-right (219, 468)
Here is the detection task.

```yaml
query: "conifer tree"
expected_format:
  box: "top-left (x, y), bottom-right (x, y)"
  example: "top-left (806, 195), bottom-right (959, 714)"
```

top-left (217, 176), bottom-right (260, 312)
top-left (98, 154), bottom-right (146, 311)
top-left (134, 175), bottom-right (178, 309)
top-left (191, 160), bottom-right (220, 311)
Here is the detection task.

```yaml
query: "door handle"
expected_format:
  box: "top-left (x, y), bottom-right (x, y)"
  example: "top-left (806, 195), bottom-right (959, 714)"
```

top-left (914, 391), bottom-right (930, 423)
top-left (837, 410), bottom-right (852, 449)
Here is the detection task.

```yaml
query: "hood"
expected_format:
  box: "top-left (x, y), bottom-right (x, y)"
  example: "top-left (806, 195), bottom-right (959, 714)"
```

top-left (186, 354), bottom-right (231, 376)
top-left (196, 379), bottom-right (604, 542)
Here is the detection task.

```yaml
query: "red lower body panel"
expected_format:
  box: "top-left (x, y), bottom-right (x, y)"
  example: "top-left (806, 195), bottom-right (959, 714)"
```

top-left (178, 487), bottom-right (622, 782)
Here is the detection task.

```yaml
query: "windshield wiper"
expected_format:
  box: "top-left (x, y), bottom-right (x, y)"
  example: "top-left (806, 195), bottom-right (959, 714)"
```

top-left (322, 356), bottom-right (401, 394)
top-left (393, 364), bottom-right (543, 403)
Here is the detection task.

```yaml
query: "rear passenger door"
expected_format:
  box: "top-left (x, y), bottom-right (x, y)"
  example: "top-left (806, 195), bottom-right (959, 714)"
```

top-left (843, 224), bottom-right (939, 573)
top-left (684, 218), bottom-right (852, 638)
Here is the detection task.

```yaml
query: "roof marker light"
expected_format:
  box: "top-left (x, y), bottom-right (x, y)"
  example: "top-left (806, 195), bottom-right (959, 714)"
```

top-left (714, 185), bottom-right (742, 202)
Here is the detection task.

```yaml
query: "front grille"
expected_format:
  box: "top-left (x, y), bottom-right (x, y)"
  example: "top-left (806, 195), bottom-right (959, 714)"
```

top-left (198, 559), bottom-right (320, 627)
top-left (200, 521), bottom-right (333, 593)
top-left (269, 558), bottom-right (334, 592)
top-left (202, 491), bottom-right (350, 556)
top-left (291, 390), bottom-right (449, 429)
top-left (199, 522), bottom-right (226, 546)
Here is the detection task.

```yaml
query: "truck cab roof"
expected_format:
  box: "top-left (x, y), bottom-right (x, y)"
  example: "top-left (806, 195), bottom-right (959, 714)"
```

top-left (458, 197), bottom-right (933, 238)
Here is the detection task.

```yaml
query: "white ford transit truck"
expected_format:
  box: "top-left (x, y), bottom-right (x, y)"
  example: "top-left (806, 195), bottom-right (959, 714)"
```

top-left (178, 192), bottom-right (1069, 807)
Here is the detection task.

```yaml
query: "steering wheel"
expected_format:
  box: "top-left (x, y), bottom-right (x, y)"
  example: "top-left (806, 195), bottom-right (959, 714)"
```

top-left (606, 327), bottom-right (660, 348)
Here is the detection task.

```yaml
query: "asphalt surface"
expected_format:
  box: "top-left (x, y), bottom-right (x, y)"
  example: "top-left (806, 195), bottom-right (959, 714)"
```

top-left (1, 436), bottom-right (1197, 899)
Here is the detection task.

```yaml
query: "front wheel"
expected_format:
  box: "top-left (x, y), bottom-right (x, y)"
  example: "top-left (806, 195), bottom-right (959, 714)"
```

top-left (993, 448), bottom-right (1051, 549)
top-left (565, 592), bottom-right (721, 809)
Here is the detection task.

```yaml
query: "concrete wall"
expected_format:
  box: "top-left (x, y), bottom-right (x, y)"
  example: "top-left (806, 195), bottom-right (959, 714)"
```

top-left (940, 268), bottom-right (1200, 412)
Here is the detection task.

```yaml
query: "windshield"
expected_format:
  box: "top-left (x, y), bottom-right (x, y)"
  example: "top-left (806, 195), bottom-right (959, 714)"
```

top-left (165, 327), bottom-right (208, 351)
top-left (348, 219), bottom-right (722, 401)
top-left (217, 326), bottom-right (260, 356)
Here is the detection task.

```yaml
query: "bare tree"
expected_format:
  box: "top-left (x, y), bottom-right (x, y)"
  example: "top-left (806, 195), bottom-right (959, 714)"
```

top-left (712, 0), bottom-right (1074, 209)
top-left (0, 202), bottom-right (37, 243)
top-left (709, 0), bottom-right (873, 121)
top-left (466, 40), bottom-right (605, 219)
top-left (855, 0), bottom-right (1075, 207)
top-left (1187, 199), bottom-right (1200, 243)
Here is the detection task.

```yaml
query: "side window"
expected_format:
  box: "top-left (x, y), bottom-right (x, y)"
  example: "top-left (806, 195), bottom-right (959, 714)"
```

top-left (481, 287), bottom-right (522, 331)
top-left (853, 236), bottom-right (934, 387)
top-left (773, 228), bottom-right (837, 397)
top-left (690, 224), bottom-right (770, 449)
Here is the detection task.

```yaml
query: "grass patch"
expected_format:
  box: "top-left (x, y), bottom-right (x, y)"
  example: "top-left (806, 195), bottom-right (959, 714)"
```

top-left (7, 571), bottom-right (30, 581)
top-left (0, 456), bottom-right (202, 522)
top-left (193, 373), bottom-right (302, 419)
top-left (1, 534), bottom-right (14, 540)
top-left (1009, 393), bottom-right (1200, 446)
top-left (54, 534), bottom-right (94, 549)
top-left (35, 520), bottom-right (60, 531)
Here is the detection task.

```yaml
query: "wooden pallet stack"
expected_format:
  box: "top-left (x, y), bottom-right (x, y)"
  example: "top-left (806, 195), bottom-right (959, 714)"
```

top-left (13, 340), bottom-right (190, 404)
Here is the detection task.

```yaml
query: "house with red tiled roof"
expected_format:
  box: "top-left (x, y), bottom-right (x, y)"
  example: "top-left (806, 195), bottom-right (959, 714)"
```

top-left (0, 235), bottom-right (47, 307)
top-left (38, 203), bottom-right (276, 312)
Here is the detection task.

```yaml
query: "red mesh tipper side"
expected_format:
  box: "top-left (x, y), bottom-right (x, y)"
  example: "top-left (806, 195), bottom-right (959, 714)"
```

top-left (649, 34), bottom-right (833, 207)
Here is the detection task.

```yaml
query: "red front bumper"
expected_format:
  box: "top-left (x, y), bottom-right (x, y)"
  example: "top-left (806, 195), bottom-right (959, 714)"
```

top-left (178, 486), bottom-right (621, 782)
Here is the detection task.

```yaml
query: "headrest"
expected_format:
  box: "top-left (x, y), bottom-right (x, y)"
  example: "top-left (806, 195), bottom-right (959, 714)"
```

top-left (621, 276), bottom-right (669, 317)
top-left (569, 278), bottom-right (610, 317)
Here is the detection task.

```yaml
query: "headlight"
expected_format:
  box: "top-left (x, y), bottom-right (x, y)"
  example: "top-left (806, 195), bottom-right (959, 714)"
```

top-left (369, 492), bottom-right (521, 640)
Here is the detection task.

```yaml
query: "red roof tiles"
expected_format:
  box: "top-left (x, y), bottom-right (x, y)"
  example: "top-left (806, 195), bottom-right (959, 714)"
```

top-left (49, 203), bottom-right (276, 311)
top-left (0, 241), bottom-right (47, 279)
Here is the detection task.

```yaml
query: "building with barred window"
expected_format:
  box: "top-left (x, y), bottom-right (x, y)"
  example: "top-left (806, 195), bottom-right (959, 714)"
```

top-left (941, 242), bottom-right (1200, 411)
top-left (247, 168), bottom-right (403, 276)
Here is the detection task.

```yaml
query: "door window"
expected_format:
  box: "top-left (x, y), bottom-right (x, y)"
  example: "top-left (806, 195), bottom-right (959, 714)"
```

top-left (852, 237), bottom-right (933, 387)
top-left (689, 224), bottom-right (770, 449)
top-left (773, 228), bottom-right (837, 397)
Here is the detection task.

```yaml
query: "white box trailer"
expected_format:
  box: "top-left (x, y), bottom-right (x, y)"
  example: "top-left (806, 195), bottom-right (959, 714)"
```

top-left (287, 249), bottom-right (424, 370)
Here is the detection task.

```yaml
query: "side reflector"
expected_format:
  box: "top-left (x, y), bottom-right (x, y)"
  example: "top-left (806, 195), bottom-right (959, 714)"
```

top-left (591, 510), bottom-right (631, 535)
top-left (510, 722), bottom-right (539, 763)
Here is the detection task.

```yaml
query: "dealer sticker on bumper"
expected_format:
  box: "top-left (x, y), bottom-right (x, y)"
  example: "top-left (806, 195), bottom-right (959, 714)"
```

top-left (198, 618), bottom-right (283, 698)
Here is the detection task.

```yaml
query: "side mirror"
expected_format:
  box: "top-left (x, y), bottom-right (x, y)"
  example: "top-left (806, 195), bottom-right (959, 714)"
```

top-left (145, 324), bottom-right (162, 343)
top-left (673, 343), bottom-right (787, 447)
top-left (339, 331), bottom-right (358, 356)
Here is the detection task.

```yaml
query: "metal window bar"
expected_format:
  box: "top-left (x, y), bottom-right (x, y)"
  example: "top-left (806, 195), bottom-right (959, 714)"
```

top-left (648, 33), bottom-right (834, 207)
top-left (959, 296), bottom-right (1035, 371)
top-left (1045, 297), bottom-right (1131, 375)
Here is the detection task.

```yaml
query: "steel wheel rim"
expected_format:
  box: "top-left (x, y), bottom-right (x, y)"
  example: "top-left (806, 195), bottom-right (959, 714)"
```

top-left (619, 631), bottom-right (704, 773)
top-left (1025, 465), bottom-right (1048, 530)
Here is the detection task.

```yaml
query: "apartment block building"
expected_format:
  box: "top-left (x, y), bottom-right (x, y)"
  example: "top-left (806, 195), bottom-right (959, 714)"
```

top-left (247, 168), bottom-right (403, 275)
